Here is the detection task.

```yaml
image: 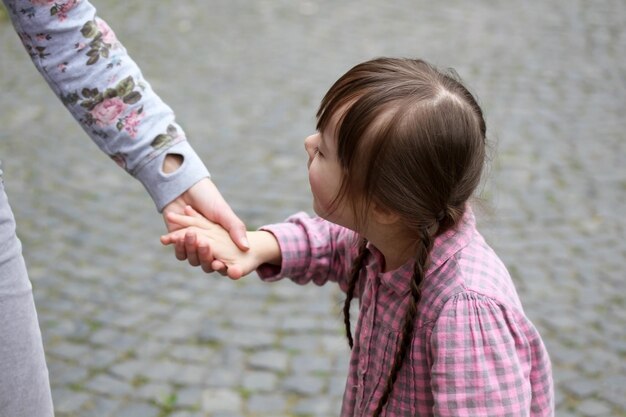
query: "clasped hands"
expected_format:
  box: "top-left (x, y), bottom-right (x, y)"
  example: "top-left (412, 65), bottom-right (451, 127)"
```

top-left (161, 178), bottom-right (280, 279)
top-left (161, 205), bottom-right (252, 279)
top-left (161, 176), bottom-right (247, 276)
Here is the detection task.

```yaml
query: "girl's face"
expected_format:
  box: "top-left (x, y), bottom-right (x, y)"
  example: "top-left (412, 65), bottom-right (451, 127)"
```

top-left (304, 126), bottom-right (356, 230)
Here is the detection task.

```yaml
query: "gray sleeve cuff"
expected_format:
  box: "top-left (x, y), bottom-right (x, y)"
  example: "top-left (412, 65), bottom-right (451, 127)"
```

top-left (134, 141), bottom-right (210, 212)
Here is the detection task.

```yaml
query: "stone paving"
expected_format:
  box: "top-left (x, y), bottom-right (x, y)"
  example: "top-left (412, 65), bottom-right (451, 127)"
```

top-left (1, 1), bottom-right (625, 416)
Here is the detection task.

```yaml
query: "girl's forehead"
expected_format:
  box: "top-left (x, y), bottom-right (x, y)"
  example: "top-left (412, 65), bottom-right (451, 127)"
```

top-left (319, 128), bottom-right (336, 152)
top-left (323, 103), bottom-right (352, 137)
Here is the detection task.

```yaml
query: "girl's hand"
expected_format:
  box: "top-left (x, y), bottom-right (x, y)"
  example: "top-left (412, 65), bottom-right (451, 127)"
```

top-left (161, 206), bottom-right (275, 279)
top-left (161, 205), bottom-right (225, 273)
top-left (162, 177), bottom-right (249, 272)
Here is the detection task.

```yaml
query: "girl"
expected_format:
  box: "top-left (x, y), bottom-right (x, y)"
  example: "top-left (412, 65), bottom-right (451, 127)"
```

top-left (161, 58), bottom-right (554, 416)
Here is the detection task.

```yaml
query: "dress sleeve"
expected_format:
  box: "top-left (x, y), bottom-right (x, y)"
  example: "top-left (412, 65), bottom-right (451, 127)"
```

top-left (3, 0), bottom-right (210, 211)
top-left (256, 212), bottom-right (359, 292)
top-left (429, 292), bottom-right (553, 417)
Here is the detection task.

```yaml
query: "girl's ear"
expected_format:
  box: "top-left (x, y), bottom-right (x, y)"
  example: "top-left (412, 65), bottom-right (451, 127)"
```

top-left (372, 202), bottom-right (401, 225)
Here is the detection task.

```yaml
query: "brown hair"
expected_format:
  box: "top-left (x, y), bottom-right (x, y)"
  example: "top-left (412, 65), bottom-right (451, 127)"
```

top-left (316, 58), bottom-right (486, 415)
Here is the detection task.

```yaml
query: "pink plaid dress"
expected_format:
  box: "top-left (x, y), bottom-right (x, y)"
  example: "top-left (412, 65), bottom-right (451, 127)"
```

top-left (258, 207), bottom-right (554, 416)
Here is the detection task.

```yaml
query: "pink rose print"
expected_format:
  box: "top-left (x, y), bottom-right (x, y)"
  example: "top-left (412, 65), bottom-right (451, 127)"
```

top-left (30, 0), bottom-right (80, 21)
top-left (96, 18), bottom-right (119, 48)
top-left (91, 97), bottom-right (127, 127)
top-left (55, 1), bottom-right (79, 21)
top-left (123, 109), bottom-right (144, 138)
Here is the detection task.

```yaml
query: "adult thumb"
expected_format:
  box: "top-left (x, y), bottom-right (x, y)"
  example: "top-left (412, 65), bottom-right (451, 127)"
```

top-left (218, 207), bottom-right (250, 251)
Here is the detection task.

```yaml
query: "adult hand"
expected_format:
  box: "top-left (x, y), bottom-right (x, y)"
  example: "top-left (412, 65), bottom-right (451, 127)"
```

top-left (162, 207), bottom-right (257, 280)
top-left (162, 175), bottom-right (249, 273)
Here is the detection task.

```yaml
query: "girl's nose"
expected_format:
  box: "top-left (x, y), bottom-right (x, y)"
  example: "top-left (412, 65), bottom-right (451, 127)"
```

top-left (304, 134), bottom-right (318, 158)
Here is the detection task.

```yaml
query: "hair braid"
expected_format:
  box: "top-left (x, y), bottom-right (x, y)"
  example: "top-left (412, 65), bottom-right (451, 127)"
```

top-left (343, 238), bottom-right (368, 349)
top-left (372, 227), bottom-right (434, 416)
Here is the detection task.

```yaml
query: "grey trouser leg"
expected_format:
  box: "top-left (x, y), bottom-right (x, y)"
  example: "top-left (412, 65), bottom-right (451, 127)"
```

top-left (0, 167), bottom-right (54, 417)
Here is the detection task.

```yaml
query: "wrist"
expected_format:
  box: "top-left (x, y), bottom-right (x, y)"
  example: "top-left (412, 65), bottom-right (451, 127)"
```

top-left (138, 144), bottom-right (210, 212)
top-left (248, 231), bottom-right (281, 267)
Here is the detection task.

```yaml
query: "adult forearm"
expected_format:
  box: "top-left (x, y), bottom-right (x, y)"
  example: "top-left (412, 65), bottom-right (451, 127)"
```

top-left (3, 0), bottom-right (209, 210)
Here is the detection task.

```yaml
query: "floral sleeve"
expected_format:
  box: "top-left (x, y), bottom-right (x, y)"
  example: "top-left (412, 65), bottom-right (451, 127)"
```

top-left (2, 0), bottom-right (210, 211)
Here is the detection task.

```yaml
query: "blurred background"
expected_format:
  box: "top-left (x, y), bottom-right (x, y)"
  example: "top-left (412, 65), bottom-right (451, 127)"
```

top-left (0, 1), bottom-right (624, 416)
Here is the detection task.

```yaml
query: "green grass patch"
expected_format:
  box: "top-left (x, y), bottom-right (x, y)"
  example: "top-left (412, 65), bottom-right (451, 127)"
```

top-left (0, 3), bottom-right (7, 23)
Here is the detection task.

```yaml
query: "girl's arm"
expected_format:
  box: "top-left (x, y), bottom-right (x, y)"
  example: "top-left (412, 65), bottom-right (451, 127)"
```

top-left (429, 293), bottom-right (553, 416)
top-left (253, 212), bottom-right (359, 291)
top-left (162, 208), bottom-right (360, 290)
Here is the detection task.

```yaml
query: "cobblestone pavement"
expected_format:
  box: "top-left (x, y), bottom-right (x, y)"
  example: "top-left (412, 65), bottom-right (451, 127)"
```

top-left (1, 1), bottom-right (625, 416)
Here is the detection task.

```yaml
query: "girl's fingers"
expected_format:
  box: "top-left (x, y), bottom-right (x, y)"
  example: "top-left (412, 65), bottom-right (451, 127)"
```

top-left (160, 229), bottom-right (189, 245)
top-left (184, 206), bottom-right (216, 229)
top-left (164, 233), bottom-right (239, 280)
top-left (211, 259), bottom-right (225, 272)
top-left (159, 229), bottom-right (190, 260)
top-left (166, 211), bottom-right (199, 228)
top-left (168, 208), bottom-right (218, 233)
top-left (209, 259), bottom-right (243, 280)
top-left (184, 232), bottom-right (201, 266)
top-left (198, 245), bottom-right (212, 264)
top-left (201, 262), bottom-right (214, 274)
top-left (211, 259), bottom-right (228, 275)
top-left (184, 205), bottom-right (204, 218)
top-left (174, 239), bottom-right (186, 261)
top-left (198, 245), bottom-right (216, 274)
top-left (227, 265), bottom-right (244, 280)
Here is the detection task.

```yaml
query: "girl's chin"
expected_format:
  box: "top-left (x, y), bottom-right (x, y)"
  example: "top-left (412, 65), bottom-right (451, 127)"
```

top-left (312, 204), bottom-right (327, 219)
top-left (312, 204), bottom-right (353, 230)
top-left (312, 203), bottom-right (332, 221)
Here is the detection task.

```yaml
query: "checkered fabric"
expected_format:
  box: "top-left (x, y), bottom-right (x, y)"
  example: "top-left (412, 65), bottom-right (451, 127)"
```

top-left (258, 207), bottom-right (554, 416)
